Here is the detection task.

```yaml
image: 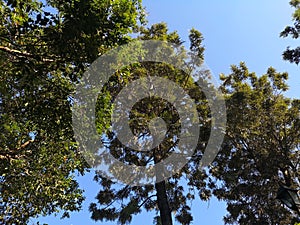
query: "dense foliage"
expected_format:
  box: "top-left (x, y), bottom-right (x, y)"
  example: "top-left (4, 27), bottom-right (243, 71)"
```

top-left (211, 63), bottom-right (300, 224)
top-left (0, 0), bottom-right (144, 223)
top-left (89, 23), bottom-right (217, 225)
top-left (1, 0), bottom-right (299, 224)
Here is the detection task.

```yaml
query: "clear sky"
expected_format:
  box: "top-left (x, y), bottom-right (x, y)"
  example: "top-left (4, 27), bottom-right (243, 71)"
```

top-left (31, 1), bottom-right (299, 225)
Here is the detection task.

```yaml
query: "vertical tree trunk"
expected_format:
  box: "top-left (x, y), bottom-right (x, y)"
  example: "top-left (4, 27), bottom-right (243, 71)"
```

top-left (155, 179), bottom-right (173, 225)
top-left (154, 144), bottom-right (173, 225)
top-left (152, 128), bottom-right (173, 225)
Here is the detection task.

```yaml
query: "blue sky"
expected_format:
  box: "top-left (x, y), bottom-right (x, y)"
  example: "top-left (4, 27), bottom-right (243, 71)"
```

top-left (32, 1), bottom-right (299, 225)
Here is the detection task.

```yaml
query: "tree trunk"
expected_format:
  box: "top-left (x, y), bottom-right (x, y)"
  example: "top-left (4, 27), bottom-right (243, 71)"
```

top-left (154, 144), bottom-right (173, 225)
top-left (155, 179), bottom-right (173, 225)
top-left (152, 129), bottom-right (173, 225)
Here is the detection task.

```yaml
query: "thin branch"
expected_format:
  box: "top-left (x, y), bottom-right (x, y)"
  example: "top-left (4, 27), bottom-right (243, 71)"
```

top-left (0, 45), bottom-right (55, 62)
top-left (138, 194), bottom-right (157, 209)
top-left (102, 185), bottom-right (131, 210)
top-left (0, 140), bottom-right (34, 160)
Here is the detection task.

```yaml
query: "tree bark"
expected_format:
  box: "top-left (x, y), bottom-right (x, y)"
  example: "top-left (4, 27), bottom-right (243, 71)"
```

top-left (154, 145), bottom-right (173, 225)
top-left (155, 179), bottom-right (173, 225)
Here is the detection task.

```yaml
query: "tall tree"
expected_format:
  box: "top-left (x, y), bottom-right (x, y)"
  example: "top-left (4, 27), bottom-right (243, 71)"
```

top-left (0, 0), bottom-right (144, 224)
top-left (281, 0), bottom-right (300, 64)
top-left (211, 62), bottom-right (300, 224)
top-left (89, 23), bottom-right (219, 225)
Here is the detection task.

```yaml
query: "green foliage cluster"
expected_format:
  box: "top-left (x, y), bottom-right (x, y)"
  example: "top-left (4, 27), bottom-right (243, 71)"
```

top-left (0, 0), bottom-right (144, 224)
top-left (281, 0), bottom-right (300, 64)
top-left (213, 63), bottom-right (300, 224)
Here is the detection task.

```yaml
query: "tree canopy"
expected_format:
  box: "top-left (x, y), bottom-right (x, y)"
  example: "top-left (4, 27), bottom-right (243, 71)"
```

top-left (89, 41), bottom-right (300, 225)
top-left (0, 0), bottom-right (144, 224)
top-left (88, 23), bottom-right (221, 225)
top-left (1, 0), bottom-right (300, 225)
top-left (212, 62), bottom-right (300, 224)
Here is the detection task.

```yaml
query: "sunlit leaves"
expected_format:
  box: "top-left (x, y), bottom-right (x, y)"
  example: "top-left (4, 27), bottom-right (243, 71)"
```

top-left (212, 63), bottom-right (300, 224)
top-left (0, 0), bottom-right (144, 224)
